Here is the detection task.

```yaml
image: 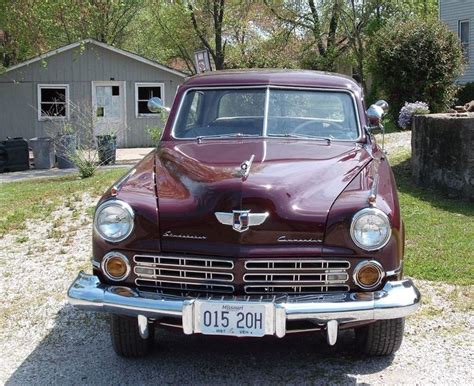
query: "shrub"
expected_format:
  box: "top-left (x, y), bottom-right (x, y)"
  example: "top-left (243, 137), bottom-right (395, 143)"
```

top-left (146, 127), bottom-right (163, 146)
top-left (398, 101), bottom-right (430, 129)
top-left (456, 82), bottom-right (474, 105)
top-left (72, 158), bottom-right (96, 179)
top-left (370, 19), bottom-right (463, 118)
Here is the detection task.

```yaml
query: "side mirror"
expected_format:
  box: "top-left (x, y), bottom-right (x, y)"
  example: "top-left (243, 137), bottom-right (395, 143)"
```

top-left (366, 100), bottom-right (389, 153)
top-left (147, 97), bottom-right (170, 113)
top-left (366, 100), bottom-right (389, 132)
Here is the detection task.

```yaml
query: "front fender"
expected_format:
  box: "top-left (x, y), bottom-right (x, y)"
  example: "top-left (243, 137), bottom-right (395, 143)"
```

top-left (324, 155), bottom-right (403, 276)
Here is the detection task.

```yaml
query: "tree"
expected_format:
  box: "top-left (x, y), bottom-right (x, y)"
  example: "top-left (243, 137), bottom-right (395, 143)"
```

top-left (370, 19), bottom-right (463, 118)
top-left (52, 0), bottom-right (144, 45)
top-left (186, 0), bottom-right (226, 70)
top-left (337, 0), bottom-right (382, 92)
top-left (125, 0), bottom-right (200, 73)
top-left (224, 1), bottom-right (300, 69)
top-left (0, 0), bottom-right (144, 67)
top-left (264, 0), bottom-right (347, 71)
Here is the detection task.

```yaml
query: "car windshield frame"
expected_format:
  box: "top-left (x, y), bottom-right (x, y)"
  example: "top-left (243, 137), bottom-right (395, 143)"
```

top-left (170, 86), bottom-right (362, 142)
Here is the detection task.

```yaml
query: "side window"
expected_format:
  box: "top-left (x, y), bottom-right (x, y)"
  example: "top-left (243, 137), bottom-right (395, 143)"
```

top-left (459, 20), bottom-right (470, 62)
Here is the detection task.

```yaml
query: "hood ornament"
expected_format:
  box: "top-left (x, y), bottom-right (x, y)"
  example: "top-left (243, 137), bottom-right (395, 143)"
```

top-left (215, 210), bottom-right (268, 233)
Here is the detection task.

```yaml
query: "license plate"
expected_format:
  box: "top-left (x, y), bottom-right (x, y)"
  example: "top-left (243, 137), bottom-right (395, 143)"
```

top-left (194, 301), bottom-right (270, 337)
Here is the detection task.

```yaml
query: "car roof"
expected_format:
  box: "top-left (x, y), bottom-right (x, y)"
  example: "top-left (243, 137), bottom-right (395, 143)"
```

top-left (183, 69), bottom-right (362, 94)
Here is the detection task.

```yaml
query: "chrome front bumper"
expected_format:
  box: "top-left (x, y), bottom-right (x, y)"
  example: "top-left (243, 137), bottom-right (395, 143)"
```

top-left (68, 271), bottom-right (420, 338)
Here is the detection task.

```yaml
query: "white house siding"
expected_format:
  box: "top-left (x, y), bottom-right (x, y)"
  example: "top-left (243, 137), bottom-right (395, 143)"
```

top-left (0, 42), bottom-right (186, 146)
top-left (440, 0), bottom-right (474, 83)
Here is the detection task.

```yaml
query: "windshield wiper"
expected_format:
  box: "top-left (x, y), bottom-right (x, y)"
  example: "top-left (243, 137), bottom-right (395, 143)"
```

top-left (267, 133), bottom-right (331, 144)
top-left (196, 133), bottom-right (261, 143)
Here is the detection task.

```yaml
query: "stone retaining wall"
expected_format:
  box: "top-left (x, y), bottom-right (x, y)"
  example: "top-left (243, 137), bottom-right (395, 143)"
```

top-left (412, 113), bottom-right (473, 200)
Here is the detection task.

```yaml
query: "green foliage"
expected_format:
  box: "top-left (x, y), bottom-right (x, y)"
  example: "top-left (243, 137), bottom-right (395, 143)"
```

top-left (370, 19), bottom-right (463, 118)
top-left (1, 0), bottom-right (446, 78)
top-left (72, 158), bottom-right (96, 179)
top-left (455, 82), bottom-right (474, 105)
top-left (146, 126), bottom-right (163, 146)
top-left (1, 0), bottom-right (144, 67)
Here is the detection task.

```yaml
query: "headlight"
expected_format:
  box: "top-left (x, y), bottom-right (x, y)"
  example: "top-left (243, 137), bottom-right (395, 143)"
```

top-left (94, 200), bottom-right (134, 242)
top-left (350, 208), bottom-right (391, 251)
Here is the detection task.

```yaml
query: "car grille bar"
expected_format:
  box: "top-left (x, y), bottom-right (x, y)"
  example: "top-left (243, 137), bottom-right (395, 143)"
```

top-left (245, 260), bottom-right (350, 270)
top-left (133, 255), bottom-right (351, 296)
top-left (243, 259), bottom-right (350, 295)
top-left (133, 254), bottom-right (235, 295)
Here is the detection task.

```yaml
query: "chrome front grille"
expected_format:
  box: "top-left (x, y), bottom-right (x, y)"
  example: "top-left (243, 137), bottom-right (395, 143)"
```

top-left (134, 255), bottom-right (234, 295)
top-left (133, 255), bottom-right (350, 296)
top-left (244, 259), bottom-right (350, 295)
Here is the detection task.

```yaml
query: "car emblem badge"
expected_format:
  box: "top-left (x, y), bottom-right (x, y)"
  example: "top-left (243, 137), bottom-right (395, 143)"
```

top-left (215, 210), bottom-right (268, 233)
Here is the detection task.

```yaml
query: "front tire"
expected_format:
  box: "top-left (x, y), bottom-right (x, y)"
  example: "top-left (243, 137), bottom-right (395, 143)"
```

top-left (355, 318), bottom-right (405, 356)
top-left (110, 314), bottom-right (154, 358)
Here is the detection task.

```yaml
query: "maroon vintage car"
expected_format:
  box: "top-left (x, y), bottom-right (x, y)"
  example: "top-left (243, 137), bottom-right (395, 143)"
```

top-left (68, 70), bottom-right (420, 357)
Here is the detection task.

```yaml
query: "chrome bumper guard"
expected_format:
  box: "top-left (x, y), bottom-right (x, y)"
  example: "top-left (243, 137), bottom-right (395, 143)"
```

top-left (68, 271), bottom-right (420, 340)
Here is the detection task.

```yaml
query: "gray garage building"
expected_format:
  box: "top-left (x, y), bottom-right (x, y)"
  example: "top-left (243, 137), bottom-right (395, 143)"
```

top-left (0, 39), bottom-right (187, 147)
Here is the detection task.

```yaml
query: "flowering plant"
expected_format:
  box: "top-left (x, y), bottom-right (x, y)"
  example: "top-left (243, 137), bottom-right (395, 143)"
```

top-left (398, 101), bottom-right (430, 129)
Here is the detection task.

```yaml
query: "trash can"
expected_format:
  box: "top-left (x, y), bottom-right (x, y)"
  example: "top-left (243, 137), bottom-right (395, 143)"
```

top-left (56, 134), bottom-right (77, 169)
top-left (30, 137), bottom-right (55, 169)
top-left (0, 137), bottom-right (29, 173)
top-left (97, 135), bottom-right (117, 165)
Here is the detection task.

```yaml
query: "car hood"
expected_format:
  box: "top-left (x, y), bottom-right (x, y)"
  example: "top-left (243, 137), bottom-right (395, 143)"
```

top-left (155, 139), bottom-right (372, 256)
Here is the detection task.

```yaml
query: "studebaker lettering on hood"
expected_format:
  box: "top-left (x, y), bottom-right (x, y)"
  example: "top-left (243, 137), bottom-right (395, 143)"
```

top-left (68, 70), bottom-right (420, 358)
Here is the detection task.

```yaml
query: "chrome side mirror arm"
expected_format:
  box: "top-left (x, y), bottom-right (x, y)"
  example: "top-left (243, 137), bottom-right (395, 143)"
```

top-left (365, 123), bottom-right (386, 153)
top-left (147, 97), bottom-right (171, 113)
top-left (366, 100), bottom-right (389, 153)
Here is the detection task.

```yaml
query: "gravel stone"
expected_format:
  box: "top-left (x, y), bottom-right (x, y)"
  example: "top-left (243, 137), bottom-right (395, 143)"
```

top-left (0, 133), bottom-right (472, 385)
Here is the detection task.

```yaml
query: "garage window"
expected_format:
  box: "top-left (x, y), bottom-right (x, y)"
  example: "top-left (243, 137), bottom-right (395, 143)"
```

top-left (135, 83), bottom-right (165, 117)
top-left (37, 84), bottom-right (69, 120)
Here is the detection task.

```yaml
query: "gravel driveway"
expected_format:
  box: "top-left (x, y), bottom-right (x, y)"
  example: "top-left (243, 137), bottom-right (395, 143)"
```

top-left (0, 133), bottom-right (472, 385)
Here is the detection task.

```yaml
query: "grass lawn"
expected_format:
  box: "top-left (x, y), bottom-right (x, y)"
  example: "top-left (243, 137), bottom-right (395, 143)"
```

top-left (0, 168), bottom-right (128, 237)
top-left (389, 148), bottom-right (473, 286)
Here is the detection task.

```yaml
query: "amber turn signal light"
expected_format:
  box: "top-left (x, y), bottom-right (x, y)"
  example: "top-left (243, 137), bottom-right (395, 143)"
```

top-left (353, 260), bottom-right (384, 290)
top-left (101, 252), bottom-right (131, 281)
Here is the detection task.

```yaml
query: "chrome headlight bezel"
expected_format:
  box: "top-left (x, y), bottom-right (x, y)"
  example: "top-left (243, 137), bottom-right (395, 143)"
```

top-left (350, 207), bottom-right (391, 251)
top-left (353, 260), bottom-right (385, 290)
top-left (101, 251), bottom-right (131, 281)
top-left (94, 200), bottom-right (135, 243)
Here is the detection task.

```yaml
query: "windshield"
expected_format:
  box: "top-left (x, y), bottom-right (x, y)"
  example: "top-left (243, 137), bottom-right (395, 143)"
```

top-left (173, 88), bottom-right (359, 140)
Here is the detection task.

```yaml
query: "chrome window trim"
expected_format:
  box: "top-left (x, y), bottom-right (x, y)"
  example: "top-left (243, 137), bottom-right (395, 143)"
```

top-left (262, 87), bottom-right (270, 136)
top-left (101, 251), bottom-right (131, 282)
top-left (352, 260), bottom-right (385, 290)
top-left (93, 200), bottom-right (135, 243)
top-left (350, 207), bottom-right (392, 251)
top-left (170, 85), bottom-right (363, 142)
